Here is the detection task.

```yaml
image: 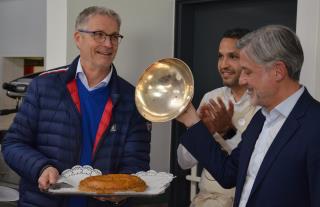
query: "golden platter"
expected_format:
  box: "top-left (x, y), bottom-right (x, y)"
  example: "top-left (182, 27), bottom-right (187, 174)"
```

top-left (135, 58), bottom-right (194, 122)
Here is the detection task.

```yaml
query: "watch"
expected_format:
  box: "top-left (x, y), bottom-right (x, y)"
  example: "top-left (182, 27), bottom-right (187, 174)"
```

top-left (222, 127), bottom-right (237, 139)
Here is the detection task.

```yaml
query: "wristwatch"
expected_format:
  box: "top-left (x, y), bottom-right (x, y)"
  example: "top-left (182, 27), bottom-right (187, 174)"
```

top-left (222, 127), bottom-right (237, 139)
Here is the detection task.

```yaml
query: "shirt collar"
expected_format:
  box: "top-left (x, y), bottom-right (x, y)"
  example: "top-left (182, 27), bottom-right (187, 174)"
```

top-left (262, 86), bottom-right (305, 119)
top-left (75, 59), bottom-right (113, 91)
top-left (224, 87), bottom-right (251, 105)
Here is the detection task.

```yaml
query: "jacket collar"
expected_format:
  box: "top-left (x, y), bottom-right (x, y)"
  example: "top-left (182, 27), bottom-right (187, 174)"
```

top-left (60, 56), bottom-right (121, 107)
top-left (234, 111), bottom-right (265, 206)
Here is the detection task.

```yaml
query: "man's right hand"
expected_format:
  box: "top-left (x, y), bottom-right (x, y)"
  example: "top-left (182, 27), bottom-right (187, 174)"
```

top-left (38, 166), bottom-right (59, 191)
top-left (176, 103), bottom-right (201, 128)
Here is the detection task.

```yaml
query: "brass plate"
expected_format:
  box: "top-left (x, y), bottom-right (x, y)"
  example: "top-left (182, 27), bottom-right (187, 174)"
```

top-left (135, 58), bottom-right (194, 122)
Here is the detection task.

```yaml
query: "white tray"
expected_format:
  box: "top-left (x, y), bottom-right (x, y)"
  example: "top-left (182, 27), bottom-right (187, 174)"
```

top-left (48, 165), bottom-right (174, 197)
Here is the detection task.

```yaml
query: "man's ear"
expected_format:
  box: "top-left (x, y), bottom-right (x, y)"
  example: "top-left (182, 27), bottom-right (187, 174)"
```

top-left (74, 31), bottom-right (81, 49)
top-left (273, 61), bottom-right (287, 81)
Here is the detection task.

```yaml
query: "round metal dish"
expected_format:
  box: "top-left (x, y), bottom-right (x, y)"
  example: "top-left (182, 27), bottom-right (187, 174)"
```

top-left (135, 58), bottom-right (194, 122)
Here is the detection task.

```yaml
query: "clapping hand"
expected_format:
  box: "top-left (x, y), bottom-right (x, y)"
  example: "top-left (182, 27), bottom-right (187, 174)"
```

top-left (199, 97), bottom-right (234, 135)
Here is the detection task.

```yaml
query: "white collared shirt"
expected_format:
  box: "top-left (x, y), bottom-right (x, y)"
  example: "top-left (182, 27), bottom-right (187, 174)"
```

top-left (75, 60), bottom-right (113, 91)
top-left (239, 86), bottom-right (305, 207)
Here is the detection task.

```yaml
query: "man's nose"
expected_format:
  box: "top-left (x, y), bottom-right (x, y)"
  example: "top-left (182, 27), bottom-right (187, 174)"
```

top-left (103, 36), bottom-right (113, 47)
top-left (220, 57), bottom-right (229, 68)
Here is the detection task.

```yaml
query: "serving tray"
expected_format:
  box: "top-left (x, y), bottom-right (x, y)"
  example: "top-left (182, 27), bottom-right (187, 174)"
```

top-left (47, 165), bottom-right (174, 197)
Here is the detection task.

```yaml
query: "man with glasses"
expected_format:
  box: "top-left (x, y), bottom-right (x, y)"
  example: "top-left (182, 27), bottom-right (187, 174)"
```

top-left (2, 6), bottom-right (151, 207)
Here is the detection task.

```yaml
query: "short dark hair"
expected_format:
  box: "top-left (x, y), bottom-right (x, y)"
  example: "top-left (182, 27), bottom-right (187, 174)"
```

top-left (222, 28), bottom-right (251, 40)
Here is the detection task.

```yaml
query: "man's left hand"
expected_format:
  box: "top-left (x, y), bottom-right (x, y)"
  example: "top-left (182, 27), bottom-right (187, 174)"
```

top-left (199, 97), bottom-right (234, 135)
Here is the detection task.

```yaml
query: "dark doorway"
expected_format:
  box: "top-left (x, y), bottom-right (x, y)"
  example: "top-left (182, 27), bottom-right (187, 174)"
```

top-left (170, 0), bottom-right (297, 206)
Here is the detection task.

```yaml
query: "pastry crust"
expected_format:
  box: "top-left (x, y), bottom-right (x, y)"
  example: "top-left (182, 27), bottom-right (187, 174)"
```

top-left (79, 174), bottom-right (147, 194)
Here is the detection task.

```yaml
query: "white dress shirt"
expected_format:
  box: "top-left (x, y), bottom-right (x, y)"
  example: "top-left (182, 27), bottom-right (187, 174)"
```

top-left (239, 86), bottom-right (305, 207)
top-left (75, 60), bottom-right (113, 91)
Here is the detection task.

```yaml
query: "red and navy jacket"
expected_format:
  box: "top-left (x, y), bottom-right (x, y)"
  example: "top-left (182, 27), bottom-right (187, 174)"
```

top-left (2, 56), bottom-right (151, 207)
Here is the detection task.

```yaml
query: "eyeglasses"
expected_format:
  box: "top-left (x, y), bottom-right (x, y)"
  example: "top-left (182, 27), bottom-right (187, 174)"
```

top-left (78, 29), bottom-right (124, 45)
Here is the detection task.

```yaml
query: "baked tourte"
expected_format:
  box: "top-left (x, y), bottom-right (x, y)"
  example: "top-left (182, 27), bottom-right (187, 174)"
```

top-left (78, 174), bottom-right (147, 194)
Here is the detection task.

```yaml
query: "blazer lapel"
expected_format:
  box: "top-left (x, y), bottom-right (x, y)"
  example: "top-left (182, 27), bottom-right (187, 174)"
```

top-left (247, 117), bottom-right (300, 199)
top-left (234, 111), bottom-right (265, 206)
top-left (247, 90), bottom-right (311, 201)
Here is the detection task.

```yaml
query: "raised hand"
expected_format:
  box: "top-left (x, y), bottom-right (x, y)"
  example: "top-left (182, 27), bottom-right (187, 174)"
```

top-left (199, 97), bottom-right (234, 136)
top-left (176, 103), bottom-right (201, 128)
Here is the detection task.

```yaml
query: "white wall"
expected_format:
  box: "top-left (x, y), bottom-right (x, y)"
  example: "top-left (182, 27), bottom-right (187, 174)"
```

top-left (297, 0), bottom-right (320, 101)
top-left (0, 0), bottom-right (46, 105)
top-left (46, 0), bottom-right (68, 69)
top-left (47, 0), bottom-right (175, 172)
top-left (0, 0), bottom-right (46, 57)
top-left (0, 0), bottom-right (46, 128)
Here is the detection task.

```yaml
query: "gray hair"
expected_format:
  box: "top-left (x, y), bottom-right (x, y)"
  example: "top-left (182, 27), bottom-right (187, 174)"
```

top-left (236, 25), bottom-right (304, 81)
top-left (75, 6), bottom-right (121, 30)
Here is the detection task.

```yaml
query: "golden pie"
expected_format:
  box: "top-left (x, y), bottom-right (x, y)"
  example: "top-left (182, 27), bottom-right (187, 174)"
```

top-left (78, 174), bottom-right (147, 194)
